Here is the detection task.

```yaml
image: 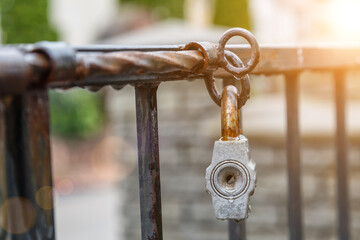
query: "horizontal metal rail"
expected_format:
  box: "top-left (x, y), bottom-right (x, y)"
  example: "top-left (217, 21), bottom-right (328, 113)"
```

top-left (1, 44), bottom-right (360, 93)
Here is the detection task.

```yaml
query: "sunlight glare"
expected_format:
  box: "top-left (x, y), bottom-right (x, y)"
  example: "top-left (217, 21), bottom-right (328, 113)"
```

top-left (331, 0), bottom-right (360, 40)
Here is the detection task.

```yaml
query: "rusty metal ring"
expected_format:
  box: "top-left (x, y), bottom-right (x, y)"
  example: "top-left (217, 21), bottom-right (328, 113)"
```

top-left (218, 28), bottom-right (260, 77)
top-left (183, 41), bottom-right (219, 74)
top-left (204, 72), bottom-right (221, 106)
top-left (225, 51), bottom-right (250, 108)
top-left (204, 50), bottom-right (250, 107)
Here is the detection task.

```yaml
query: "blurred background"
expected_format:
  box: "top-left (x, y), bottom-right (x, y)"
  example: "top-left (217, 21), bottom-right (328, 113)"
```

top-left (1, 0), bottom-right (360, 239)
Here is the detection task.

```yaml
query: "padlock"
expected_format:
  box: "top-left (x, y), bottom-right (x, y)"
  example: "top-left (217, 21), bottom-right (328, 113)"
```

top-left (205, 85), bottom-right (256, 220)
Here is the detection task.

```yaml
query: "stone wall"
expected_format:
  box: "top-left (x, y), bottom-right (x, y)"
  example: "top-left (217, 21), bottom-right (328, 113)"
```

top-left (108, 79), bottom-right (360, 240)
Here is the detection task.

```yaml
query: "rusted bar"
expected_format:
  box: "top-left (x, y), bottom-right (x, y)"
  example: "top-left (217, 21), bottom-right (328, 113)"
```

top-left (77, 44), bottom-right (360, 73)
top-left (223, 75), bottom-right (243, 130)
top-left (63, 46), bottom-right (360, 88)
top-left (334, 71), bottom-right (350, 240)
top-left (0, 89), bottom-right (55, 239)
top-left (74, 50), bottom-right (204, 82)
top-left (24, 52), bottom-right (51, 83)
top-left (0, 50), bottom-right (49, 95)
top-left (3, 45), bottom-right (360, 91)
top-left (75, 44), bottom-right (183, 52)
top-left (221, 85), bottom-right (240, 140)
top-left (74, 45), bottom-right (360, 77)
top-left (135, 84), bottom-right (163, 240)
top-left (285, 73), bottom-right (303, 240)
top-left (223, 78), bottom-right (246, 240)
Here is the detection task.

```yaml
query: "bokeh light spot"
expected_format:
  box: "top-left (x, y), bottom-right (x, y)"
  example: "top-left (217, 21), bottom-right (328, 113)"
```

top-left (55, 178), bottom-right (75, 196)
top-left (36, 186), bottom-right (54, 210)
top-left (0, 197), bottom-right (37, 234)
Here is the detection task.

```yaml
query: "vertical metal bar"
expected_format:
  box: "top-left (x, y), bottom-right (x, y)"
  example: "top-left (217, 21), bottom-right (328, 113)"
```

top-left (135, 83), bottom-right (163, 240)
top-left (223, 78), bottom-right (246, 240)
top-left (334, 71), bottom-right (350, 240)
top-left (0, 89), bottom-right (55, 240)
top-left (285, 73), bottom-right (303, 240)
top-left (228, 220), bottom-right (246, 240)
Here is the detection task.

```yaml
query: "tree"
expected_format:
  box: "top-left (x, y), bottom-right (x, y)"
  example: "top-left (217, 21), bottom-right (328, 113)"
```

top-left (121, 0), bottom-right (185, 19)
top-left (1, 0), bottom-right (58, 43)
top-left (0, 0), bottom-right (104, 138)
top-left (213, 0), bottom-right (251, 29)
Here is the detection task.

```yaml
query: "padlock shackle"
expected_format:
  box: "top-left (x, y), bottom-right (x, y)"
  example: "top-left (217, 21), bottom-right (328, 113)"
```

top-left (221, 85), bottom-right (241, 140)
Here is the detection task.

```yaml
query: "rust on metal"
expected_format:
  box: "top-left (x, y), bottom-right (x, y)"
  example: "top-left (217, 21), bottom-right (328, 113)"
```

top-left (185, 29), bottom-right (258, 107)
top-left (218, 28), bottom-right (260, 77)
top-left (0, 27), bottom-right (259, 94)
top-left (0, 89), bottom-right (55, 239)
top-left (25, 52), bottom-right (51, 85)
top-left (2, 43), bottom-right (360, 93)
top-left (223, 78), bottom-right (246, 240)
top-left (204, 51), bottom-right (251, 107)
top-left (221, 85), bottom-right (240, 140)
top-left (135, 83), bottom-right (163, 240)
top-left (0, 50), bottom-right (49, 95)
top-left (32, 41), bottom-right (77, 84)
top-left (183, 41), bottom-right (220, 73)
top-left (75, 50), bottom-right (204, 80)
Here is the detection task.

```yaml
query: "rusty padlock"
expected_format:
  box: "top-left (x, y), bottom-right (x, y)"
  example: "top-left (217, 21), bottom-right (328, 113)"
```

top-left (205, 85), bottom-right (256, 220)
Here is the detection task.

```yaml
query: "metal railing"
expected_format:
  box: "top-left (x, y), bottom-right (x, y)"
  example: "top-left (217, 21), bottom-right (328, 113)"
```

top-left (0, 29), bottom-right (355, 240)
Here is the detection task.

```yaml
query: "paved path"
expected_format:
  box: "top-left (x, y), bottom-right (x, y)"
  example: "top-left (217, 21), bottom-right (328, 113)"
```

top-left (54, 184), bottom-right (124, 240)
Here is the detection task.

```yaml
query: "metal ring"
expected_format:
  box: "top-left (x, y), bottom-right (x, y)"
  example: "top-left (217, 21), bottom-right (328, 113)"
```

top-left (225, 51), bottom-right (250, 108)
top-left (204, 72), bottom-right (221, 106)
top-left (218, 28), bottom-right (260, 77)
top-left (204, 50), bottom-right (250, 107)
top-left (183, 41), bottom-right (219, 74)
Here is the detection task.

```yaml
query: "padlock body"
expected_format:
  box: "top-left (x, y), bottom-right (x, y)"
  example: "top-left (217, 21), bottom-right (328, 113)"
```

top-left (206, 135), bottom-right (256, 220)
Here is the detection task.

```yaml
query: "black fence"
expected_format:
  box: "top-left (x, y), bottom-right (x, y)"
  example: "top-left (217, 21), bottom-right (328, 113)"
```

top-left (0, 29), bottom-right (354, 240)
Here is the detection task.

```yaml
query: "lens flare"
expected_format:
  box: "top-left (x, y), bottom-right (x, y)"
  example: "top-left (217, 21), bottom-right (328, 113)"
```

top-left (0, 197), bottom-right (37, 234)
top-left (36, 186), bottom-right (54, 210)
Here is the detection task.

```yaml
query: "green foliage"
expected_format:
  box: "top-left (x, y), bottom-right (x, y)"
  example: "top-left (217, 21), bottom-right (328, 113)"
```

top-left (49, 89), bottom-right (105, 138)
top-left (121, 0), bottom-right (184, 18)
top-left (1, 0), bottom-right (105, 138)
top-left (120, 0), bottom-right (250, 28)
top-left (1, 0), bottom-right (58, 43)
top-left (213, 0), bottom-right (251, 29)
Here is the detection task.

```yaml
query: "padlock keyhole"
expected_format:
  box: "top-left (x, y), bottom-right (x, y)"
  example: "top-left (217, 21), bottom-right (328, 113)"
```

top-left (226, 175), bottom-right (235, 184)
top-left (217, 166), bottom-right (242, 192)
top-left (224, 174), bottom-right (236, 189)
